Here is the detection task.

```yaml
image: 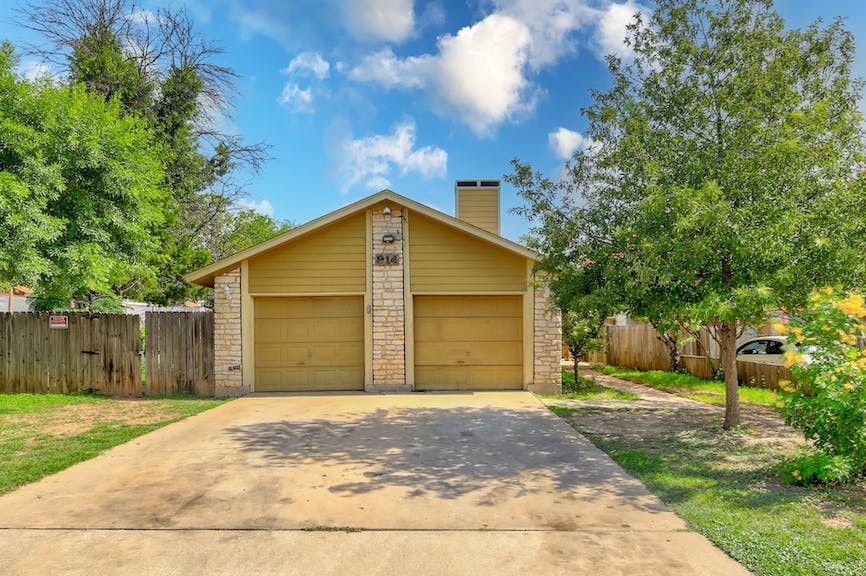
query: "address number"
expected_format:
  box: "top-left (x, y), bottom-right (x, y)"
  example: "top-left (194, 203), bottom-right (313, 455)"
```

top-left (374, 253), bottom-right (400, 265)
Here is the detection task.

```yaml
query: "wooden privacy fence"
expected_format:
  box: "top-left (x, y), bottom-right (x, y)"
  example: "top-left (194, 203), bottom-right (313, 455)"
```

top-left (605, 324), bottom-right (673, 372)
top-left (145, 312), bottom-right (214, 396)
top-left (0, 312), bottom-right (214, 396)
top-left (0, 313), bottom-right (141, 395)
top-left (606, 323), bottom-right (796, 390)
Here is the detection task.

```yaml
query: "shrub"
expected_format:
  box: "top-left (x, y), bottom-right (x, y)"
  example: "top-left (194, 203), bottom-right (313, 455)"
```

top-left (778, 452), bottom-right (855, 486)
top-left (778, 289), bottom-right (866, 481)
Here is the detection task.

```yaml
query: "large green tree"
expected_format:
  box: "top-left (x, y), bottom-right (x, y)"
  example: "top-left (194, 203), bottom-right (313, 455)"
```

top-left (509, 0), bottom-right (866, 428)
top-left (19, 0), bottom-right (270, 304)
top-left (0, 42), bottom-right (167, 305)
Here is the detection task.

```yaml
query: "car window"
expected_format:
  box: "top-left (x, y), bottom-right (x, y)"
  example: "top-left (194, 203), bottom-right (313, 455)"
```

top-left (738, 341), bottom-right (767, 355)
top-left (766, 340), bottom-right (784, 354)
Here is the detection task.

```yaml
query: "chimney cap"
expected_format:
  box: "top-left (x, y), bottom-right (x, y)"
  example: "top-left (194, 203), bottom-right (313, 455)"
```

top-left (455, 179), bottom-right (500, 188)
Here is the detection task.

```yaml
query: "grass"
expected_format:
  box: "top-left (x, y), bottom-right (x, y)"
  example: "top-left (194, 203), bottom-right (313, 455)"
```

top-left (551, 403), bottom-right (866, 575)
top-left (0, 393), bottom-right (227, 496)
top-left (600, 365), bottom-right (781, 406)
top-left (538, 370), bottom-right (640, 401)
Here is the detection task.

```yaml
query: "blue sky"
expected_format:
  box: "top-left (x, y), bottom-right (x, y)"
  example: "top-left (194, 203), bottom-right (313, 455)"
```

top-left (2, 0), bottom-right (865, 242)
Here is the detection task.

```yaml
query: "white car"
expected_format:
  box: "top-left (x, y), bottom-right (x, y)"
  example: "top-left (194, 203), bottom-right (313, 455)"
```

top-left (735, 336), bottom-right (788, 366)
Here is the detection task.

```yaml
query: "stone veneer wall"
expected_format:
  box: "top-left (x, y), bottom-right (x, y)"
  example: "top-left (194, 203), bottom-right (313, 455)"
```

top-left (370, 207), bottom-right (408, 390)
top-left (532, 282), bottom-right (562, 395)
top-left (213, 267), bottom-right (245, 397)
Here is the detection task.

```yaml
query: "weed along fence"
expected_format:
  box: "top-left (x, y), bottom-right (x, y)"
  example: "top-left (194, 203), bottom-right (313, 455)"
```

top-left (0, 312), bottom-right (214, 396)
top-left (605, 323), bottom-right (795, 390)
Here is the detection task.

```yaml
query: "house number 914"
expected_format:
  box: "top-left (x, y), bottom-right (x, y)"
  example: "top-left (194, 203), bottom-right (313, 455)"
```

top-left (374, 254), bottom-right (400, 265)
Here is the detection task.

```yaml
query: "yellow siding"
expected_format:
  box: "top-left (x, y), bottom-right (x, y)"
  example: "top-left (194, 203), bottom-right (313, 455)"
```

top-left (409, 214), bottom-right (527, 292)
top-left (248, 213), bottom-right (365, 293)
top-left (456, 188), bottom-right (499, 234)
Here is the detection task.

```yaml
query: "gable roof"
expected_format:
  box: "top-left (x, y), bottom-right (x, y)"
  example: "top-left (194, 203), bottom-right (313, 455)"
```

top-left (185, 189), bottom-right (537, 287)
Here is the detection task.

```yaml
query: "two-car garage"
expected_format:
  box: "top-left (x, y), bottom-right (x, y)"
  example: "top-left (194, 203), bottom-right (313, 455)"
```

top-left (254, 294), bottom-right (523, 392)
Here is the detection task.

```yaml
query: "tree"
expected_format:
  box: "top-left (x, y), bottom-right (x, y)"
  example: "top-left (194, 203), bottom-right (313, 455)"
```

top-left (19, 0), bottom-right (270, 303)
top-left (0, 41), bottom-right (167, 304)
top-left (210, 209), bottom-right (294, 260)
top-left (562, 310), bottom-right (607, 385)
top-left (509, 0), bottom-right (866, 428)
top-left (0, 45), bottom-right (63, 295)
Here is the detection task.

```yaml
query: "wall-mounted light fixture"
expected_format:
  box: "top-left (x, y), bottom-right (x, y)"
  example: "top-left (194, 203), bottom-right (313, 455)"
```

top-left (382, 233), bottom-right (396, 244)
top-left (383, 206), bottom-right (391, 216)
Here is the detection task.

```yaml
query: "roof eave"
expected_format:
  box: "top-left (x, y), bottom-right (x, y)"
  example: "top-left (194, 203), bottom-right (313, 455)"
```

top-left (184, 189), bottom-right (537, 287)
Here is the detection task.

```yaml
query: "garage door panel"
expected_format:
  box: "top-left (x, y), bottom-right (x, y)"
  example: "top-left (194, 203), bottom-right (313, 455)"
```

top-left (414, 341), bottom-right (522, 365)
top-left (414, 296), bottom-right (521, 318)
top-left (254, 296), bottom-right (364, 391)
top-left (415, 366), bottom-right (523, 391)
top-left (415, 318), bottom-right (521, 341)
top-left (414, 295), bottom-right (523, 391)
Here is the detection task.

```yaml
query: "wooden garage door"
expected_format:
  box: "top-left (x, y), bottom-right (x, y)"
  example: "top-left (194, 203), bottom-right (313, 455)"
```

top-left (254, 296), bottom-right (364, 392)
top-left (414, 295), bottom-right (523, 390)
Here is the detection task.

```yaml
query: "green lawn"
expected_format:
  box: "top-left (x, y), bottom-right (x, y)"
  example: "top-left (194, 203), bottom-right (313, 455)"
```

top-left (600, 365), bottom-right (781, 406)
top-left (0, 393), bottom-right (227, 496)
top-left (538, 370), bottom-right (640, 401)
top-left (551, 403), bottom-right (866, 575)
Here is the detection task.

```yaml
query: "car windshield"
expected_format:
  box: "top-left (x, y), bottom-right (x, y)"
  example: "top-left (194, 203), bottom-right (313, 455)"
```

top-left (738, 341), bottom-right (767, 355)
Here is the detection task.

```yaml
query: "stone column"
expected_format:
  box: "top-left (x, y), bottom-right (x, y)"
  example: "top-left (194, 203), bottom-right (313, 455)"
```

top-left (531, 282), bottom-right (562, 395)
top-left (213, 267), bottom-right (245, 397)
top-left (369, 207), bottom-right (408, 391)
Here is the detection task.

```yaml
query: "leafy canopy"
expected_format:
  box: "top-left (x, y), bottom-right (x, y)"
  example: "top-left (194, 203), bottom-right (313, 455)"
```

top-left (509, 0), bottom-right (866, 427)
top-left (0, 41), bottom-right (167, 301)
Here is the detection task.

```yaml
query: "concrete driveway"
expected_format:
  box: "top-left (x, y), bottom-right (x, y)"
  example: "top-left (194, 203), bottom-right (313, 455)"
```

top-left (0, 392), bottom-right (748, 575)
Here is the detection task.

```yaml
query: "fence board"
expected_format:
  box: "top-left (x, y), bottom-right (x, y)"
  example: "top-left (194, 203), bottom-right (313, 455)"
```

top-left (0, 313), bottom-right (141, 396)
top-left (607, 323), bottom-right (798, 390)
top-left (144, 312), bottom-right (214, 396)
top-left (680, 355), bottom-right (715, 380)
top-left (605, 324), bottom-right (673, 372)
top-left (736, 361), bottom-right (793, 390)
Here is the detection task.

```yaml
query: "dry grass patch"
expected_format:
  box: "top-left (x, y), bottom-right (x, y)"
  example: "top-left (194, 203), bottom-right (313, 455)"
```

top-left (0, 394), bottom-right (227, 495)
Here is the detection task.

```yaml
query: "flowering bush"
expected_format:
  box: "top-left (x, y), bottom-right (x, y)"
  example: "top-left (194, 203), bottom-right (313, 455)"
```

top-left (777, 289), bottom-right (866, 484)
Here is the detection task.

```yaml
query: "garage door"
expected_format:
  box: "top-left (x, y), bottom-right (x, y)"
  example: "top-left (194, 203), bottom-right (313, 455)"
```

top-left (254, 296), bottom-right (364, 391)
top-left (414, 295), bottom-right (523, 390)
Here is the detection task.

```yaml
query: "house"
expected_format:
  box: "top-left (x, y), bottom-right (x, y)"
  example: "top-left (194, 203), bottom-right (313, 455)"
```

top-left (184, 182), bottom-right (561, 396)
top-left (0, 286), bottom-right (33, 312)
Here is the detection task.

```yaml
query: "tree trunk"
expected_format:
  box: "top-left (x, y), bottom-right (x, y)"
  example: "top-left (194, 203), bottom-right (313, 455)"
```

top-left (570, 347), bottom-right (580, 385)
top-left (669, 342), bottom-right (680, 373)
top-left (719, 320), bottom-right (740, 429)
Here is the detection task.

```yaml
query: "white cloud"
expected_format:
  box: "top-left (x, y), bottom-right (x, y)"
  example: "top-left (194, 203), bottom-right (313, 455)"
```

top-left (278, 83), bottom-right (315, 113)
top-left (340, 0), bottom-right (416, 44)
top-left (593, 1), bottom-right (649, 60)
top-left (347, 2), bottom-right (649, 134)
top-left (433, 14), bottom-right (535, 135)
top-left (349, 14), bottom-right (534, 135)
top-left (127, 9), bottom-right (156, 25)
top-left (491, 0), bottom-right (596, 69)
top-left (349, 47), bottom-right (431, 89)
top-left (19, 60), bottom-right (54, 81)
top-left (237, 199), bottom-right (274, 216)
top-left (284, 52), bottom-right (330, 80)
top-left (334, 120), bottom-right (447, 192)
top-left (230, 0), bottom-right (292, 49)
top-left (197, 93), bottom-right (240, 136)
top-left (549, 127), bottom-right (588, 159)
